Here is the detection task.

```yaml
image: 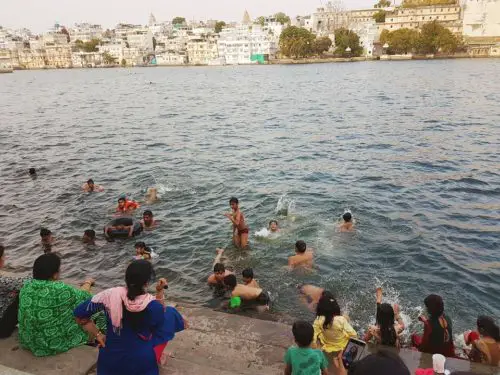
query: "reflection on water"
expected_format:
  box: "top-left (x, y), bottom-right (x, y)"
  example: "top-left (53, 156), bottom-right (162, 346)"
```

top-left (0, 60), bottom-right (499, 338)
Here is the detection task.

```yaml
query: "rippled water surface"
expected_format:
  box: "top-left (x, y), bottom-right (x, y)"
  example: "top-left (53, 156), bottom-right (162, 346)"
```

top-left (1, 60), bottom-right (499, 339)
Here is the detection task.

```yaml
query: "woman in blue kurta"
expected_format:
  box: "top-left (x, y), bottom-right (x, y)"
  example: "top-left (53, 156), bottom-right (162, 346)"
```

top-left (74, 260), bottom-right (186, 375)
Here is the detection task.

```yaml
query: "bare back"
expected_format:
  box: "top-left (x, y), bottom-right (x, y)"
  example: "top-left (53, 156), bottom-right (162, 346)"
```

top-left (233, 284), bottom-right (262, 300)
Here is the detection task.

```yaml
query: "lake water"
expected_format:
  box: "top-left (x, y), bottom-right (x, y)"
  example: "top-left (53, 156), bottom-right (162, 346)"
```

top-left (0, 60), bottom-right (499, 344)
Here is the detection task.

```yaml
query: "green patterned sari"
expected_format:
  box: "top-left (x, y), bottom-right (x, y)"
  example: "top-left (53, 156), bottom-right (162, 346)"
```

top-left (18, 279), bottom-right (104, 357)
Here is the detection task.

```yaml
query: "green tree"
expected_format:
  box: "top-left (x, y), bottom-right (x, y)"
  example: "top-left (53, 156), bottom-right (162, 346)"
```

top-left (334, 28), bottom-right (363, 57)
top-left (60, 27), bottom-right (70, 43)
top-left (275, 12), bottom-right (291, 25)
top-left (172, 17), bottom-right (186, 25)
top-left (121, 58), bottom-right (127, 67)
top-left (256, 16), bottom-right (265, 26)
top-left (102, 52), bottom-right (116, 65)
top-left (215, 21), bottom-right (226, 33)
top-left (373, 10), bottom-right (386, 23)
top-left (375, 0), bottom-right (392, 7)
top-left (313, 36), bottom-right (333, 55)
top-left (382, 28), bottom-right (419, 54)
top-left (279, 26), bottom-right (315, 58)
top-left (417, 21), bottom-right (459, 54)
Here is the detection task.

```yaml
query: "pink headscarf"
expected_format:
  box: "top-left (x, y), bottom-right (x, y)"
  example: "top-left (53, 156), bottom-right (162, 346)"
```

top-left (92, 286), bottom-right (155, 330)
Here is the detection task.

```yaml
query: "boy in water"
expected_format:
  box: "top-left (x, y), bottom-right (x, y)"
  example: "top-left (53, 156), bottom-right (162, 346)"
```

top-left (82, 179), bottom-right (104, 192)
top-left (242, 268), bottom-right (259, 288)
top-left (140, 210), bottom-right (157, 230)
top-left (82, 229), bottom-right (96, 245)
top-left (116, 196), bottom-right (140, 214)
top-left (269, 220), bottom-right (279, 233)
top-left (288, 240), bottom-right (314, 269)
top-left (145, 188), bottom-right (158, 204)
top-left (207, 248), bottom-right (233, 286)
top-left (224, 197), bottom-right (249, 248)
top-left (40, 228), bottom-right (54, 253)
top-left (339, 212), bottom-right (354, 232)
top-left (223, 274), bottom-right (270, 311)
top-left (134, 242), bottom-right (152, 260)
top-left (284, 321), bottom-right (329, 375)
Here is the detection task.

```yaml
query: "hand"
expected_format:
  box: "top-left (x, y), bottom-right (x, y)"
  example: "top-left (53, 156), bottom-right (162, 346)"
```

top-left (96, 332), bottom-right (106, 348)
top-left (156, 278), bottom-right (168, 292)
top-left (83, 278), bottom-right (95, 286)
top-left (224, 213), bottom-right (232, 218)
top-left (332, 351), bottom-right (347, 375)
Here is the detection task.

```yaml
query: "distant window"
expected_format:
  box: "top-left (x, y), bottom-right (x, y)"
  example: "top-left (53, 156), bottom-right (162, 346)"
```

top-left (390, 25), bottom-right (393, 28)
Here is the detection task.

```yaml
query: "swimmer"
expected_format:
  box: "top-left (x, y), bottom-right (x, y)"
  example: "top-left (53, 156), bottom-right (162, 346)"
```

top-left (224, 197), bottom-right (249, 249)
top-left (134, 241), bottom-right (152, 260)
top-left (207, 248), bottom-right (233, 286)
top-left (269, 220), bottom-right (279, 233)
top-left (298, 284), bottom-right (325, 312)
top-left (288, 240), bottom-right (314, 269)
top-left (116, 196), bottom-right (140, 214)
top-left (145, 187), bottom-right (158, 204)
top-left (223, 274), bottom-right (270, 312)
top-left (242, 268), bottom-right (260, 288)
top-left (339, 212), bottom-right (354, 232)
top-left (82, 229), bottom-right (96, 245)
top-left (28, 168), bottom-right (37, 176)
top-left (82, 179), bottom-right (104, 192)
top-left (40, 228), bottom-right (54, 253)
top-left (104, 223), bottom-right (135, 238)
top-left (140, 210), bottom-right (157, 230)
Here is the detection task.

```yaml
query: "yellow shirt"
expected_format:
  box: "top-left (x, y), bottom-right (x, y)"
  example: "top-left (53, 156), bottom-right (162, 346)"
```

top-left (313, 315), bottom-right (357, 353)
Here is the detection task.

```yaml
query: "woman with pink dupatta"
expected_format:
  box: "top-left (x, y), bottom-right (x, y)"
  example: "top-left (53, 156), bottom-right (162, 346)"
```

top-left (74, 260), bottom-right (186, 375)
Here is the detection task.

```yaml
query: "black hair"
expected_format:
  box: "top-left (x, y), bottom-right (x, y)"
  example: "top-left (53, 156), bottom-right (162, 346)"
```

top-left (295, 240), bottom-right (307, 253)
top-left (84, 229), bottom-right (95, 239)
top-left (343, 212), bottom-right (352, 222)
top-left (28, 168), bottom-right (36, 175)
top-left (269, 220), bottom-right (278, 226)
top-left (118, 197), bottom-right (126, 202)
top-left (213, 263), bottom-right (225, 273)
top-left (242, 268), bottom-right (254, 279)
top-left (135, 241), bottom-right (146, 249)
top-left (349, 349), bottom-right (410, 375)
top-left (0, 245), bottom-right (4, 258)
top-left (143, 210), bottom-right (153, 217)
top-left (477, 316), bottom-right (500, 342)
top-left (125, 260), bottom-right (153, 300)
top-left (377, 303), bottom-right (398, 347)
top-left (316, 291), bottom-right (341, 329)
top-left (424, 294), bottom-right (444, 318)
top-left (292, 321), bottom-right (314, 348)
top-left (223, 274), bottom-right (237, 289)
top-left (40, 228), bottom-right (52, 237)
top-left (87, 179), bottom-right (94, 184)
top-left (33, 253), bottom-right (61, 280)
top-left (229, 197), bottom-right (239, 205)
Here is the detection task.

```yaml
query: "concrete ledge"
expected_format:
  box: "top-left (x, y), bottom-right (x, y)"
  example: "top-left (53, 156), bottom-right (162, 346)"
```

top-left (0, 365), bottom-right (34, 375)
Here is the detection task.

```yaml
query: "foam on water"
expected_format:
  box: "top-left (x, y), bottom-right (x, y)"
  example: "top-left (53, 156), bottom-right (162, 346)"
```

top-left (275, 194), bottom-right (295, 217)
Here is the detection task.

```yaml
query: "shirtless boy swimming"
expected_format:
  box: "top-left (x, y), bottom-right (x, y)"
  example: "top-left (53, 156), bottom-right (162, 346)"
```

top-left (223, 274), bottom-right (270, 311)
top-left (207, 248), bottom-right (233, 286)
top-left (288, 240), bottom-right (314, 269)
top-left (339, 212), bottom-right (355, 232)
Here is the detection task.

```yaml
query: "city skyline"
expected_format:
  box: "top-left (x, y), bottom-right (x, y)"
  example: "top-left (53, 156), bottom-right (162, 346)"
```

top-left (1, 0), bottom-right (376, 33)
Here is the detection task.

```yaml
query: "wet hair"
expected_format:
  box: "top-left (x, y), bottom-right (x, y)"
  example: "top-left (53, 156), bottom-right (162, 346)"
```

top-left (477, 316), bottom-right (500, 341)
top-left (269, 220), bottom-right (278, 227)
top-left (40, 228), bottom-right (52, 237)
top-left (118, 197), bottom-right (126, 203)
top-left (28, 168), bottom-right (36, 175)
top-left (349, 349), bottom-right (410, 375)
top-left (295, 240), bottom-right (307, 253)
top-left (84, 229), bottom-right (95, 239)
top-left (0, 245), bottom-right (4, 258)
top-left (292, 321), bottom-right (314, 348)
top-left (223, 274), bottom-right (237, 289)
top-left (87, 179), bottom-right (94, 185)
top-left (316, 291), bottom-right (341, 329)
top-left (125, 260), bottom-right (153, 300)
top-left (33, 253), bottom-right (61, 280)
top-left (143, 210), bottom-right (153, 217)
top-left (343, 212), bottom-right (352, 222)
top-left (229, 197), bottom-right (239, 205)
top-left (242, 268), bottom-right (254, 279)
top-left (377, 303), bottom-right (398, 347)
top-left (424, 294), bottom-right (444, 318)
top-left (213, 263), bottom-right (225, 273)
top-left (135, 241), bottom-right (146, 249)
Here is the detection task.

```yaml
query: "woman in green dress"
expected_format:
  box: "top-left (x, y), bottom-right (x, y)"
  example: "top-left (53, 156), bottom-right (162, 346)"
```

top-left (18, 253), bottom-right (103, 357)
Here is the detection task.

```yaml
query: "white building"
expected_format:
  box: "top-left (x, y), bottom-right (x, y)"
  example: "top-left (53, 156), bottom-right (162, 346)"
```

top-left (69, 23), bottom-right (103, 42)
top-left (98, 42), bottom-right (124, 61)
top-left (155, 50), bottom-right (187, 65)
top-left (463, 0), bottom-right (500, 37)
top-left (186, 34), bottom-right (219, 64)
top-left (349, 20), bottom-right (378, 56)
top-left (43, 32), bottom-right (68, 46)
top-left (126, 28), bottom-right (154, 51)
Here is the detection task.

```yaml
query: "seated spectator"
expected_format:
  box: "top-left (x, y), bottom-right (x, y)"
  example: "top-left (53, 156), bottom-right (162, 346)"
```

top-left (333, 349), bottom-right (410, 375)
top-left (465, 316), bottom-right (499, 366)
top-left (18, 253), bottom-right (103, 356)
top-left (0, 245), bottom-right (28, 338)
top-left (313, 291), bottom-right (357, 354)
top-left (411, 294), bottom-right (455, 357)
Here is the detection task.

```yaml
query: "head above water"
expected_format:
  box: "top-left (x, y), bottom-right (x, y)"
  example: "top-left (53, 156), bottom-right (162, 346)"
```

top-left (229, 197), bottom-right (239, 210)
top-left (348, 349), bottom-right (410, 375)
top-left (424, 294), bottom-right (444, 318)
top-left (269, 220), bottom-right (278, 232)
top-left (242, 268), bottom-right (254, 284)
top-left (135, 241), bottom-right (147, 252)
top-left (0, 245), bottom-right (5, 268)
top-left (143, 210), bottom-right (154, 225)
top-left (40, 228), bottom-right (52, 244)
top-left (316, 291), bottom-right (341, 329)
top-left (33, 253), bottom-right (61, 281)
top-left (125, 260), bottom-right (154, 300)
top-left (28, 168), bottom-right (36, 175)
top-left (477, 316), bottom-right (500, 341)
top-left (292, 321), bottom-right (314, 348)
top-left (83, 229), bottom-right (96, 243)
top-left (223, 274), bottom-right (237, 290)
top-left (213, 262), bottom-right (225, 275)
top-left (343, 212), bottom-right (352, 222)
top-left (295, 240), bottom-right (307, 254)
top-left (87, 179), bottom-right (95, 190)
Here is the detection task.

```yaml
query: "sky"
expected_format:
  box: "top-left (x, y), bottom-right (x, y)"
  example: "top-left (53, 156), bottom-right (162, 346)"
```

top-left (0, 0), bottom-right (375, 33)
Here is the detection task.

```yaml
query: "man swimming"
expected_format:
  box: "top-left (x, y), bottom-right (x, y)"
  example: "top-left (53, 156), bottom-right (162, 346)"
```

top-left (269, 220), bottom-right (279, 233)
top-left (288, 240), bottom-right (314, 269)
top-left (140, 210), bottom-right (157, 230)
top-left (82, 179), bottom-right (104, 192)
top-left (40, 228), bottom-right (54, 253)
top-left (223, 274), bottom-right (270, 311)
top-left (116, 196), bottom-right (140, 214)
top-left (224, 197), bottom-right (249, 248)
top-left (207, 248), bottom-right (233, 286)
top-left (82, 229), bottom-right (96, 245)
top-left (339, 212), bottom-right (354, 232)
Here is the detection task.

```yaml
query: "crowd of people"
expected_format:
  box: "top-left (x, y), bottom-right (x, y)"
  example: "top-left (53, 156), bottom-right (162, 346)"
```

top-left (0, 171), bottom-right (498, 375)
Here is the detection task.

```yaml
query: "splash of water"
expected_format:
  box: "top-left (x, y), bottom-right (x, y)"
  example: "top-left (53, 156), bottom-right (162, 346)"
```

top-left (275, 194), bottom-right (295, 217)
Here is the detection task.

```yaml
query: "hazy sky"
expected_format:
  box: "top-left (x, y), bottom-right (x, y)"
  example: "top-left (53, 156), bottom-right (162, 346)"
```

top-left (1, 0), bottom-right (375, 33)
